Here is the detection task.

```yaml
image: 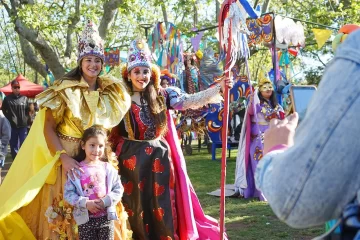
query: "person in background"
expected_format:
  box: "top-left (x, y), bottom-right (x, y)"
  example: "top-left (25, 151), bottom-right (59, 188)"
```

top-left (110, 38), bottom-right (232, 239)
top-left (255, 29), bottom-right (360, 230)
top-left (33, 101), bottom-right (39, 112)
top-left (0, 98), bottom-right (11, 185)
top-left (2, 80), bottom-right (29, 159)
top-left (27, 102), bottom-right (37, 132)
top-left (160, 78), bottom-right (169, 88)
top-left (235, 72), bottom-right (284, 201)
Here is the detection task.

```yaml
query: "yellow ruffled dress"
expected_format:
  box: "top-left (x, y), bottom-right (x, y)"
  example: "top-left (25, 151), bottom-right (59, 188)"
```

top-left (0, 76), bottom-right (131, 240)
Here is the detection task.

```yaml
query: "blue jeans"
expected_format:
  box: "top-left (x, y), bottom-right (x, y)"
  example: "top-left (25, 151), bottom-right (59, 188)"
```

top-left (10, 127), bottom-right (27, 159)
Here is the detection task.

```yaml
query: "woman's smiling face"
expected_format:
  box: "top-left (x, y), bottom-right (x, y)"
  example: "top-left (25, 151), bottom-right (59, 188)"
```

top-left (81, 56), bottom-right (102, 81)
top-left (129, 66), bottom-right (151, 91)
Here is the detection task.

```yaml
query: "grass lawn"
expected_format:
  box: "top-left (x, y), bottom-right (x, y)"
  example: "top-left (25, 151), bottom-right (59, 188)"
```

top-left (184, 146), bottom-right (323, 240)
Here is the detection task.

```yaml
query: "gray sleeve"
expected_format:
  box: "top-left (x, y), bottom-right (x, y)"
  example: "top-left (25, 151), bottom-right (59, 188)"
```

top-left (255, 36), bottom-right (360, 229)
top-left (1, 117), bottom-right (11, 148)
top-left (102, 165), bottom-right (123, 207)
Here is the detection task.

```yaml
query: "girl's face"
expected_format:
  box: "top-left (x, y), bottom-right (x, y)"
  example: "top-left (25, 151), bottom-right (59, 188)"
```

top-left (129, 66), bottom-right (151, 91)
top-left (260, 83), bottom-right (273, 99)
top-left (81, 56), bottom-right (102, 82)
top-left (82, 135), bottom-right (106, 163)
top-left (161, 79), bottom-right (169, 88)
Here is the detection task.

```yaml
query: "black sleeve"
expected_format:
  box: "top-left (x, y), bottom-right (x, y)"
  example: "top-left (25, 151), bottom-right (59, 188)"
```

top-left (2, 98), bottom-right (9, 119)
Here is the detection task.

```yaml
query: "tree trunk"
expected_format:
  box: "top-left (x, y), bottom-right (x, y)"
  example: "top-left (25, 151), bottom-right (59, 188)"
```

top-left (193, 1), bottom-right (198, 27)
top-left (1, 0), bottom-right (122, 79)
top-left (161, 2), bottom-right (168, 27)
top-left (261, 0), bottom-right (271, 13)
top-left (98, 0), bottom-right (123, 39)
top-left (64, 0), bottom-right (80, 58)
top-left (19, 35), bottom-right (47, 78)
top-left (14, 19), bottom-right (66, 79)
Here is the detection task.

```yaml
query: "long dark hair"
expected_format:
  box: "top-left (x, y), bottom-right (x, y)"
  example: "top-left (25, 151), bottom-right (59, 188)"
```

top-left (57, 57), bottom-right (104, 82)
top-left (258, 90), bottom-right (278, 107)
top-left (74, 125), bottom-right (113, 163)
top-left (122, 66), bottom-right (167, 135)
top-left (61, 66), bottom-right (82, 81)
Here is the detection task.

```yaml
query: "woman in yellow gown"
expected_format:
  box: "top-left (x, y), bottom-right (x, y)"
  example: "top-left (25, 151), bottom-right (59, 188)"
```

top-left (0, 20), bottom-right (131, 240)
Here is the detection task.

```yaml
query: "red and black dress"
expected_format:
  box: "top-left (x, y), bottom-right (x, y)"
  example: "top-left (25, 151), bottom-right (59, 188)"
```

top-left (110, 86), bottom-right (224, 240)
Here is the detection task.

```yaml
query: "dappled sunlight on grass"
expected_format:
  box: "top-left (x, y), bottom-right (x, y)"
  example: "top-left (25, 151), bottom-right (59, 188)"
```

top-left (183, 146), bottom-right (323, 240)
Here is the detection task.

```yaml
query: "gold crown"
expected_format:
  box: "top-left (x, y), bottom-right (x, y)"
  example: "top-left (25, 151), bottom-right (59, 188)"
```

top-left (258, 70), bottom-right (272, 88)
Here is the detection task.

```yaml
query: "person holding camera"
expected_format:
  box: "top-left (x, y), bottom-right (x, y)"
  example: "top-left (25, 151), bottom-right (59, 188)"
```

top-left (255, 29), bottom-right (360, 231)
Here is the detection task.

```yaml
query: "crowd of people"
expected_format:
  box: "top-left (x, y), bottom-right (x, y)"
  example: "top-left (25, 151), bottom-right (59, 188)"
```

top-left (0, 19), bottom-right (358, 240)
top-left (0, 20), bottom-right (233, 240)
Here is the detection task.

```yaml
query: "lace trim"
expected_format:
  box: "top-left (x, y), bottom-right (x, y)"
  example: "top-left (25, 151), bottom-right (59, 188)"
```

top-left (182, 84), bottom-right (222, 110)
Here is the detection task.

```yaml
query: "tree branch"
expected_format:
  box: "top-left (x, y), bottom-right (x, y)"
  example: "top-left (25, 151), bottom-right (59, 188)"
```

top-left (64, 0), bottom-right (80, 58)
top-left (310, 51), bottom-right (327, 67)
top-left (161, 2), bottom-right (168, 27)
top-left (4, 0), bottom-right (66, 78)
top-left (0, 0), bottom-right (11, 15)
top-left (14, 18), bottom-right (66, 78)
top-left (98, 0), bottom-right (123, 39)
top-left (18, 35), bottom-right (47, 78)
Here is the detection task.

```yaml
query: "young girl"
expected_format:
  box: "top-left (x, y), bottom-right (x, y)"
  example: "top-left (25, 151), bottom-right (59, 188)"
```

top-left (64, 125), bottom-right (123, 240)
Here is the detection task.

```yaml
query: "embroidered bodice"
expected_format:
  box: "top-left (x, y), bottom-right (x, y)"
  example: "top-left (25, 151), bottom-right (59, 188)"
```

top-left (251, 100), bottom-right (284, 125)
top-left (117, 85), bottom-right (222, 140)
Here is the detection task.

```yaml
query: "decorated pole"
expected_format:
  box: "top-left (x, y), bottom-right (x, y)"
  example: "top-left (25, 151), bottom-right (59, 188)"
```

top-left (218, 1), bottom-right (232, 239)
top-left (218, 0), bottom-right (259, 238)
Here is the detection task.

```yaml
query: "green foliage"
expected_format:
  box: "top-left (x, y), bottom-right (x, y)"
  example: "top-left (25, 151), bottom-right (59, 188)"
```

top-left (304, 66), bottom-right (324, 85)
top-left (0, 0), bottom-right (360, 84)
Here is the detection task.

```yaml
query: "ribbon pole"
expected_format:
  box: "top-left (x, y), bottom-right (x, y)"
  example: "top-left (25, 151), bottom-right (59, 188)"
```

top-left (219, 4), bottom-right (232, 240)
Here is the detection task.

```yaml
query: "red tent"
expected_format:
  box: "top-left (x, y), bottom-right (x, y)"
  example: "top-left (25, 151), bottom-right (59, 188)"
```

top-left (0, 74), bottom-right (44, 98)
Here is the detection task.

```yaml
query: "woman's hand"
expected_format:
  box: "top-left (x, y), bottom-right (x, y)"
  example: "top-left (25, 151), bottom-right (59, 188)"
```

top-left (219, 75), bottom-right (234, 92)
top-left (61, 153), bottom-right (83, 180)
top-left (86, 200), bottom-right (103, 214)
top-left (263, 112), bottom-right (299, 154)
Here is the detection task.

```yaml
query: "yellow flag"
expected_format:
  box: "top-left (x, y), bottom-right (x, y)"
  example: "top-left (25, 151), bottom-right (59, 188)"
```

top-left (312, 28), bottom-right (333, 49)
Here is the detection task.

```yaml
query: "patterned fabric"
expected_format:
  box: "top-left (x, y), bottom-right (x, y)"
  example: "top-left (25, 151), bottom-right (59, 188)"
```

top-left (184, 66), bottom-right (197, 94)
top-left (127, 39), bottom-right (152, 72)
top-left (78, 216), bottom-right (114, 240)
top-left (118, 138), bottom-right (176, 239)
top-left (124, 102), bottom-right (158, 140)
top-left (246, 14), bottom-right (274, 47)
top-left (78, 20), bottom-right (105, 62)
top-left (110, 85), bottom-right (224, 239)
top-left (244, 100), bottom-right (284, 200)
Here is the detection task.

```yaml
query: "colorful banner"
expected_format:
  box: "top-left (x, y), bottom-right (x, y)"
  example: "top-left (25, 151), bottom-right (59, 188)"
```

top-left (104, 47), bottom-right (120, 67)
top-left (246, 13), bottom-right (274, 47)
top-left (312, 28), bottom-right (332, 49)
